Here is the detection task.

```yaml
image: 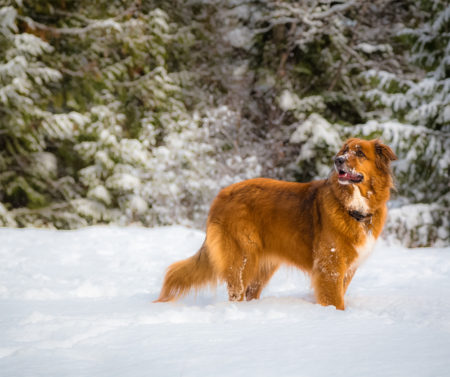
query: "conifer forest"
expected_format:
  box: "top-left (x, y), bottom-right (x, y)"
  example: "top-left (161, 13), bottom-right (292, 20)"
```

top-left (0, 0), bottom-right (449, 247)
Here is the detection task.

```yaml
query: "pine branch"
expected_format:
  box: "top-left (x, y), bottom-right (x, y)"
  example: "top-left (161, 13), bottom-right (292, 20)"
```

top-left (18, 5), bottom-right (137, 35)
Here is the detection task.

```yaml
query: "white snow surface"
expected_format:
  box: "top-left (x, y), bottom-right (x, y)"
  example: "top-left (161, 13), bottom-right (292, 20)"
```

top-left (0, 226), bottom-right (449, 376)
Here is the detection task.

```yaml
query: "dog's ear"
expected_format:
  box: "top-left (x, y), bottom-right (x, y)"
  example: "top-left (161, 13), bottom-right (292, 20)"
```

top-left (374, 139), bottom-right (398, 190)
top-left (375, 140), bottom-right (398, 163)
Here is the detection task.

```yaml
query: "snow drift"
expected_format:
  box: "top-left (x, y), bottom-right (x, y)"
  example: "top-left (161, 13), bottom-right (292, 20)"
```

top-left (0, 226), bottom-right (449, 376)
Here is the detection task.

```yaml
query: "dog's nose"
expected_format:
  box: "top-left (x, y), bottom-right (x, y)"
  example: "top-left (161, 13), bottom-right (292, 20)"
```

top-left (335, 156), bottom-right (345, 166)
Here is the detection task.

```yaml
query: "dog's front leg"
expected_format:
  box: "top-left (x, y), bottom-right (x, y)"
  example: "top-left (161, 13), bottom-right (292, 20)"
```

top-left (311, 257), bottom-right (346, 310)
top-left (343, 267), bottom-right (357, 295)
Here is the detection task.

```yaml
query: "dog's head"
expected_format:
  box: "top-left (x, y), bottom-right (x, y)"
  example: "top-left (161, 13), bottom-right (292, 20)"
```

top-left (334, 138), bottom-right (398, 188)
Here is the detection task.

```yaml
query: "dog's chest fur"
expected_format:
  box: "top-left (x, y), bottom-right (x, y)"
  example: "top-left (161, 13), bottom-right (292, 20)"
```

top-left (346, 185), bottom-right (369, 214)
top-left (352, 235), bottom-right (376, 268)
top-left (345, 185), bottom-right (375, 268)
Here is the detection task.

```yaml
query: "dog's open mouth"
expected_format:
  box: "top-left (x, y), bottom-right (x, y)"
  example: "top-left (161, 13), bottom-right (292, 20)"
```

top-left (338, 170), bottom-right (363, 183)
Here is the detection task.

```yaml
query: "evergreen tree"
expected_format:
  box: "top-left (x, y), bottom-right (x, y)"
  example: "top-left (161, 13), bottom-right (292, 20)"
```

top-left (0, 0), bottom-right (448, 247)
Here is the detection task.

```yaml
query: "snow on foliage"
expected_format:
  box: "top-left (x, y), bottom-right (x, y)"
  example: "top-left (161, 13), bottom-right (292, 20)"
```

top-left (290, 114), bottom-right (342, 179)
top-left (0, 1), bottom-right (448, 247)
top-left (385, 203), bottom-right (449, 248)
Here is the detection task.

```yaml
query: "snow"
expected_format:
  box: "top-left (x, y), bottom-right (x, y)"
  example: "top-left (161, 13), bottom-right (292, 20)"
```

top-left (0, 226), bottom-right (449, 376)
top-left (385, 203), bottom-right (450, 248)
top-left (290, 113), bottom-right (341, 150)
top-left (30, 152), bottom-right (57, 179)
top-left (87, 185), bottom-right (112, 205)
top-left (224, 27), bottom-right (254, 50)
top-left (355, 43), bottom-right (393, 54)
top-left (289, 113), bottom-right (342, 178)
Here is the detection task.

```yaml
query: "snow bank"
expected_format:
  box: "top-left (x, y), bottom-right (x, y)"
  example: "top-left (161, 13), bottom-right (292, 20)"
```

top-left (0, 226), bottom-right (449, 376)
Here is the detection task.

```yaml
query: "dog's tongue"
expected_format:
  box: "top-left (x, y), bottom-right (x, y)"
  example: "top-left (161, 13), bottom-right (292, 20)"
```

top-left (339, 171), bottom-right (359, 180)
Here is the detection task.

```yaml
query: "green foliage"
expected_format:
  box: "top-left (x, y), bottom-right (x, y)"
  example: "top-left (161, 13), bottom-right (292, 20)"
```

top-left (0, 0), bottom-right (448, 247)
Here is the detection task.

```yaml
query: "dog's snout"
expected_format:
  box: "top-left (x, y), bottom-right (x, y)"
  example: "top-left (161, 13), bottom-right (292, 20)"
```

top-left (335, 156), bottom-right (345, 166)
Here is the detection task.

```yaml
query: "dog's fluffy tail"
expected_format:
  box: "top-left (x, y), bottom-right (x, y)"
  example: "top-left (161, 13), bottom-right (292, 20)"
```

top-left (154, 243), bottom-right (216, 302)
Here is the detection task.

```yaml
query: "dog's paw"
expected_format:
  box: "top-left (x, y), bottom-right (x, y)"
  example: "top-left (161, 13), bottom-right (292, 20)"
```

top-left (228, 291), bottom-right (241, 301)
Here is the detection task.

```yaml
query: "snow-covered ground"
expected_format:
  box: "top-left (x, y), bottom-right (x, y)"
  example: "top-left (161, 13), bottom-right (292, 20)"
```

top-left (0, 226), bottom-right (449, 377)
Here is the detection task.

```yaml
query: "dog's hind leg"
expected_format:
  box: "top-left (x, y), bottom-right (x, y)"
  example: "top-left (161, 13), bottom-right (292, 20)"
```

top-left (207, 220), bottom-right (262, 302)
top-left (245, 260), bottom-right (280, 301)
top-left (224, 245), bottom-right (259, 302)
top-left (218, 231), bottom-right (262, 302)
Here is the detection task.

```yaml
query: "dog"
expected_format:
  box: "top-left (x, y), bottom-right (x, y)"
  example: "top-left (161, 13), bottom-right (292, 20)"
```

top-left (155, 138), bottom-right (397, 310)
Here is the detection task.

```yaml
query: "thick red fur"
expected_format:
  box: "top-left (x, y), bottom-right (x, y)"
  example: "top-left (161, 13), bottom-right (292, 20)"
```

top-left (155, 138), bottom-right (397, 310)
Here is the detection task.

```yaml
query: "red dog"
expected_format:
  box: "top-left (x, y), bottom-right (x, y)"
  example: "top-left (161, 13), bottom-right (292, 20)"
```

top-left (155, 138), bottom-right (397, 310)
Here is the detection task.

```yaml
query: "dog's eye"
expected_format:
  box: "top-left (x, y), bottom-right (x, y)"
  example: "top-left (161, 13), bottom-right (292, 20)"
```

top-left (356, 150), bottom-right (365, 157)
